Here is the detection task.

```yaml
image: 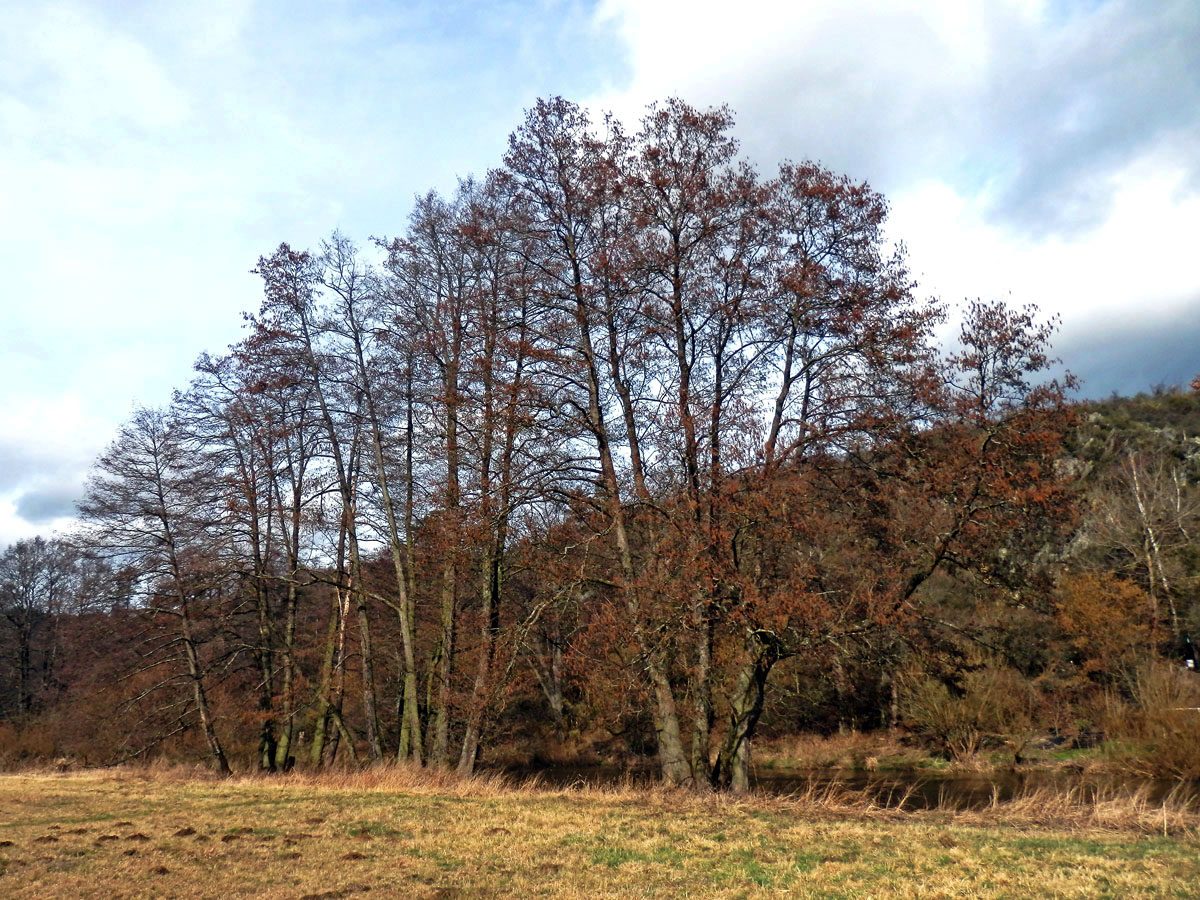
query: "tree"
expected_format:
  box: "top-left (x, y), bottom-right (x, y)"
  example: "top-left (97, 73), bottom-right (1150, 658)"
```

top-left (29, 95), bottom-right (1084, 787)
top-left (253, 243), bottom-right (386, 763)
top-left (78, 407), bottom-right (233, 775)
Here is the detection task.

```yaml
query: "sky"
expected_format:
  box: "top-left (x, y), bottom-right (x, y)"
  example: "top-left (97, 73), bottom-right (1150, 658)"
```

top-left (1, 0), bottom-right (1197, 548)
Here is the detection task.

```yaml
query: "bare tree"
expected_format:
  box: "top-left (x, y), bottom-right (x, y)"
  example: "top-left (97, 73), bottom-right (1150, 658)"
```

top-left (78, 407), bottom-right (233, 775)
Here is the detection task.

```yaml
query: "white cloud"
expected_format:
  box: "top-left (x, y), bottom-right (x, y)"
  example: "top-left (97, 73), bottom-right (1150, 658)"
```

top-left (890, 149), bottom-right (1200, 321)
top-left (589, 0), bottom-right (1199, 214)
top-left (8, 2), bottom-right (190, 150)
top-left (589, 0), bottom-right (1022, 183)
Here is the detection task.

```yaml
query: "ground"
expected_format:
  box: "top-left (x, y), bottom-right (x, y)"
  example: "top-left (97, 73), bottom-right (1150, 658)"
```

top-left (0, 768), bottom-right (1196, 899)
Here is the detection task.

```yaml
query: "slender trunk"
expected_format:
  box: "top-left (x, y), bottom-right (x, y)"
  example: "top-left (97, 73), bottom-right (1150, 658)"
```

top-left (252, 575), bottom-right (277, 771)
top-left (330, 707), bottom-right (360, 765)
top-left (403, 366), bottom-right (421, 758)
top-left (178, 609), bottom-right (231, 776)
top-left (690, 590), bottom-right (713, 784)
top-left (881, 667), bottom-right (900, 732)
top-left (352, 563), bottom-right (383, 761)
top-left (274, 577), bottom-right (298, 770)
top-left (273, 423), bottom-right (308, 772)
top-left (430, 350), bottom-right (462, 766)
top-left (763, 316), bottom-right (800, 470)
top-left (458, 546), bottom-right (502, 774)
top-left (429, 563), bottom-right (456, 765)
top-left (325, 584), bottom-right (352, 766)
top-left (16, 623), bottom-right (32, 715)
top-left (570, 254), bottom-right (691, 786)
top-left (833, 653), bottom-right (852, 734)
top-left (160, 506), bottom-right (231, 776)
top-left (545, 632), bottom-right (565, 730)
top-left (604, 308), bottom-right (650, 502)
top-left (309, 582), bottom-right (341, 767)
top-left (529, 625), bottom-right (566, 733)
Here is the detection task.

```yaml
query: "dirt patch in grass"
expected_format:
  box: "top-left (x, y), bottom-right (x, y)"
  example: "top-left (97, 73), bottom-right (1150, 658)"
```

top-left (0, 769), bottom-right (1196, 899)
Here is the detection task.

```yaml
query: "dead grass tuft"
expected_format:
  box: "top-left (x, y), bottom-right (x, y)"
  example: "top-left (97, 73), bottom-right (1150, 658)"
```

top-left (265, 761), bottom-right (523, 798)
top-left (976, 781), bottom-right (1199, 834)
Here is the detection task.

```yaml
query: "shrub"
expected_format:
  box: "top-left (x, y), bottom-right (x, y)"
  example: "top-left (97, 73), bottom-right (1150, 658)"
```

top-left (900, 664), bottom-right (1037, 762)
top-left (1103, 661), bottom-right (1200, 779)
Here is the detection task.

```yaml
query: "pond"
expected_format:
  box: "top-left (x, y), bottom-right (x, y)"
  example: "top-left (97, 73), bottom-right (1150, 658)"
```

top-left (502, 763), bottom-right (1200, 811)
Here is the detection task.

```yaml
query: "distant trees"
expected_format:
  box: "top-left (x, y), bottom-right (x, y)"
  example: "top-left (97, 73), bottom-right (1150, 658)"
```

top-left (0, 537), bottom-right (76, 717)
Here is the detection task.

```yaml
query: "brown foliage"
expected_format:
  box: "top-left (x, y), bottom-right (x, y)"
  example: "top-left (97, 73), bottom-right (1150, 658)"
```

top-left (1055, 573), bottom-right (1156, 679)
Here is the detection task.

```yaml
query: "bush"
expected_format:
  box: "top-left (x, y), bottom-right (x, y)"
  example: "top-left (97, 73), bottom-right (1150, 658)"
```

top-left (900, 665), bottom-right (1037, 762)
top-left (1103, 662), bottom-right (1200, 779)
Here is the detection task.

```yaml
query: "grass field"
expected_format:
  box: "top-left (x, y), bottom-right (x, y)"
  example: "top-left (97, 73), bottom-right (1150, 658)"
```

top-left (1, 767), bottom-right (1197, 899)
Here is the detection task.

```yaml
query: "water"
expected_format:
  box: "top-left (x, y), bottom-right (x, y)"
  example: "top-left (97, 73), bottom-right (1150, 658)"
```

top-left (502, 763), bottom-right (1200, 811)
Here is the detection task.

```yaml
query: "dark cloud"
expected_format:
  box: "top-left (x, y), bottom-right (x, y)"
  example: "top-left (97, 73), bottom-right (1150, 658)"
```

top-left (1057, 298), bottom-right (1200, 399)
top-left (15, 486), bottom-right (81, 525)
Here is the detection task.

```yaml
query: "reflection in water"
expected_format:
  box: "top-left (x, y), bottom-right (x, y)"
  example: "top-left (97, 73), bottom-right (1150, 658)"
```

top-left (502, 764), bottom-right (1200, 811)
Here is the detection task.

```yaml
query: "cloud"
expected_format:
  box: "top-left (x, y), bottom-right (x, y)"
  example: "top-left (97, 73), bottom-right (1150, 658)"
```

top-left (2, 2), bottom-right (191, 157)
top-left (590, 0), bottom-right (1200, 235)
top-left (978, 0), bottom-right (1200, 234)
top-left (588, 0), bottom-right (1200, 400)
top-left (889, 149), bottom-right (1200, 314)
top-left (0, 395), bottom-right (112, 545)
top-left (15, 486), bottom-right (81, 525)
top-left (0, 410), bottom-right (95, 495)
top-left (1054, 299), bottom-right (1200, 399)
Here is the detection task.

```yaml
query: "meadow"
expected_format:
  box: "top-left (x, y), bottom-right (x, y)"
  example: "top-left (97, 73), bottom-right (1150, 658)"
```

top-left (1, 767), bottom-right (1197, 899)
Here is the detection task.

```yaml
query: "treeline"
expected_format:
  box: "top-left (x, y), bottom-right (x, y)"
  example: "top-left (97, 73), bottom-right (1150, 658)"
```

top-left (1, 98), bottom-right (1194, 788)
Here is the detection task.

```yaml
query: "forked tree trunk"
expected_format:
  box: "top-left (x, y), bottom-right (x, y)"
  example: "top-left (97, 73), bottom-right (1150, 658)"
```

top-left (713, 630), bottom-right (779, 793)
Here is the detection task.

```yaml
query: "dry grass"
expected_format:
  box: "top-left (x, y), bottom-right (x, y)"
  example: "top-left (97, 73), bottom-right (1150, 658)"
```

top-left (974, 782), bottom-right (1200, 833)
top-left (0, 766), bottom-right (1197, 899)
top-left (755, 730), bottom-right (925, 770)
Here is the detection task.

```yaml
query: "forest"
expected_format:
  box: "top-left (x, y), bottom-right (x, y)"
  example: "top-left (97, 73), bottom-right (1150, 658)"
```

top-left (2, 98), bottom-right (1198, 792)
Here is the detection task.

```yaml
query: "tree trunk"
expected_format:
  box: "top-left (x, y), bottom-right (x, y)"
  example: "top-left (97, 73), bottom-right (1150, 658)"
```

top-left (429, 563), bottom-right (456, 765)
top-left (712, 631), bottom-right (779, 793)
top-left (274, 577), bottom-right (298, 770)
top-left (458, 548), bottom-right (502, 775)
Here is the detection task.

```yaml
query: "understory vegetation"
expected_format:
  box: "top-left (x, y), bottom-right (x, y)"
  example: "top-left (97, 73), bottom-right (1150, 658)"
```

top-left (2, 97), bottom-right (1199, 789)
